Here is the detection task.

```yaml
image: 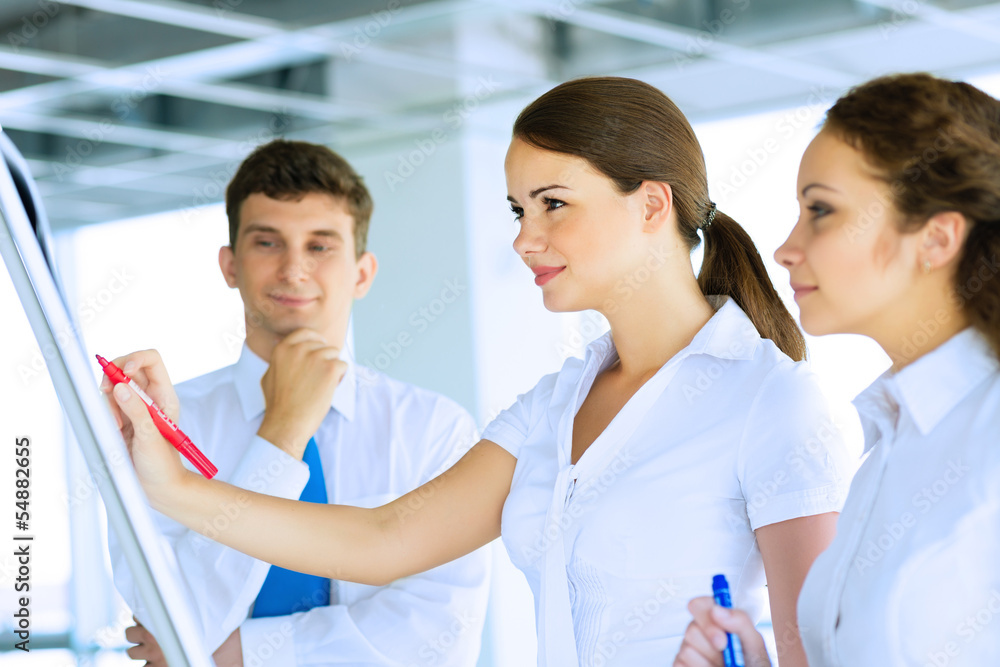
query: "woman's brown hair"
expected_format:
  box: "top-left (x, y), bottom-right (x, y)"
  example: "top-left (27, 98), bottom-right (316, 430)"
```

top-left (823, 73), bottom-right (1000, 359)
top-left (512, 76), bottom-right (806, 361)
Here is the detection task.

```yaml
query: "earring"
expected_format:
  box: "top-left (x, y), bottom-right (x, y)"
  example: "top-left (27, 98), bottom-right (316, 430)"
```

top-left (922, 259), bottom-right (932, 274)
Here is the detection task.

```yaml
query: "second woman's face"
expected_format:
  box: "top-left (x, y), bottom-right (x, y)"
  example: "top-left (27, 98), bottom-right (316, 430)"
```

top-left (775, 130), bottom-right (922, 338)
top-left (504, 138), bottom-right (645, 313)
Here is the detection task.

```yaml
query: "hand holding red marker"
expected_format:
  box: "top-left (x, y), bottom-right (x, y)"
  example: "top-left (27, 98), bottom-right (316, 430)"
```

top-left (97, 354), bottom-right (217, 479)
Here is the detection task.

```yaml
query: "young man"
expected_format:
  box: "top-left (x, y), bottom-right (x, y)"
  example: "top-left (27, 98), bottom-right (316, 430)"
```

top-left (108, 140), bottom-right (490, 666)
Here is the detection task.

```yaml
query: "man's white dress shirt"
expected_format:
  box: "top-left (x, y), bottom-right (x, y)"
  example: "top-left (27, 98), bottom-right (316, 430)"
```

top-left (110, 345), bottom-right (491, 666)
top-left (482, 297), bottom-right (854, 666)
top-left (799, 327), bottom-right (1000, 666)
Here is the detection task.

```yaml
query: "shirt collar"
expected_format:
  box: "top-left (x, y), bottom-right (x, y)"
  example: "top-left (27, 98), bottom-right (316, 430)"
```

top-left (233, 343), bottom-right (357, 423)
top-left (853, 327), bottom-right (997, 451)
top-left (583, 296), bottom-right (761, 370)
top-left (694, 296), bottom-right (762, 361)
top-left (850, 378), bottom-right (899, 455)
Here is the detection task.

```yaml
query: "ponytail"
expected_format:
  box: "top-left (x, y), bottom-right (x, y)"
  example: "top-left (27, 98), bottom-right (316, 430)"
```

top-left (699, 210), bottom-right (807, 361)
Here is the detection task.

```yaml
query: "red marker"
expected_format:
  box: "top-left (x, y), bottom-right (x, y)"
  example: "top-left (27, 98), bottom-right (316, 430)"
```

top-left (97, 354), bottom-right (218, 479)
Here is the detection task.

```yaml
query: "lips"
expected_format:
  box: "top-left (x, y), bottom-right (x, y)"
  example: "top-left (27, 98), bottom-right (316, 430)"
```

top-left (270, 293), bottom-right (316, 307)
top-left (789, 283), bottom-right (818, 300)
top-left (532, 266), bottom-right (565, 286)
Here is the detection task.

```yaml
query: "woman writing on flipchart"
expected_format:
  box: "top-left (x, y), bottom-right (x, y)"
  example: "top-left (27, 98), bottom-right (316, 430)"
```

top-left (108, 77), bottom-right (852, 666)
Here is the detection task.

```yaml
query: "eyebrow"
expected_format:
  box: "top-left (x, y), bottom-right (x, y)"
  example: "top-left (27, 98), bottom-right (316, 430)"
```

top-left (800, 183), bottom-right (841, 197)
top-left (507, 184), bottom-right (569, 203)
top-left (242, 224), bottom-right (344, 240)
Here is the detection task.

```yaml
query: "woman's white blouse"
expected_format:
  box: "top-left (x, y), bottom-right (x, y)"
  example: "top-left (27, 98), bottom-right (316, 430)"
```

top-left (798, 328), bottom-right (1000, 666)
top-left (483, 298), bottom-right (854, 666)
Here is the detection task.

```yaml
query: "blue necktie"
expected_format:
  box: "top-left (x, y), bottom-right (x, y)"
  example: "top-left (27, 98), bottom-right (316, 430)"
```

top-left (251, 437), bottom-right (331, 618)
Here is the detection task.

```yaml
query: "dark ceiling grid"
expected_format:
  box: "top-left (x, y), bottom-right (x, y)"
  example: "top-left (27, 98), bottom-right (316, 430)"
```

top-left (0, 0), bottom-right (997, 228)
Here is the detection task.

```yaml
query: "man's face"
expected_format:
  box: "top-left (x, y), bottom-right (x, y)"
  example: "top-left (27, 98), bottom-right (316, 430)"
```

top-left (220, 191), bottom-right (377, 359)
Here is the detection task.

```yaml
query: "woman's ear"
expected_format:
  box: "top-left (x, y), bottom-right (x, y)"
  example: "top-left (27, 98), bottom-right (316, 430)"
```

top-left (920, 211), bottom-right (969, 272)
top-left (639, 181), bottom-right (673, 233)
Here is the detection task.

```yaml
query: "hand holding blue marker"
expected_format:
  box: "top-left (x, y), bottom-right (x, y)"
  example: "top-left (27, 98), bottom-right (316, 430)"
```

top-left (712, 574), bottom-right (745, 667)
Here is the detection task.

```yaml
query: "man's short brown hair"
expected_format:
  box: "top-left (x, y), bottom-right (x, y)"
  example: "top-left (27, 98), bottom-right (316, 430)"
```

top-left (225, 140), bottom-right (374, 257)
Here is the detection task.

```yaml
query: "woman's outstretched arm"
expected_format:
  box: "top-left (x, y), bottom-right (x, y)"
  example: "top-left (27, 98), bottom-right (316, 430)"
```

top-left (107, 344), bottom-right (516, 587)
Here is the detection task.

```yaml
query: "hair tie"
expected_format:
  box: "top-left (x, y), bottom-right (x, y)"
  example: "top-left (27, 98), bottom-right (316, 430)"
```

top-left (703, 202), bottom-right (717, 230)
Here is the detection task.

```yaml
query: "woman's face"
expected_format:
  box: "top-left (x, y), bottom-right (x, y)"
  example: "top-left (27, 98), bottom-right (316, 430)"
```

top-left (775, 130), bottom-right (923, 339)
top-left (504, 138), bottom-right (647, 313)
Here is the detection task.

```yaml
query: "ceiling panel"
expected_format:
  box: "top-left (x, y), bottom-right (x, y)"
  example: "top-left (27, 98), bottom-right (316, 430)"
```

top-left (0, 0), bottom-right (996, 229)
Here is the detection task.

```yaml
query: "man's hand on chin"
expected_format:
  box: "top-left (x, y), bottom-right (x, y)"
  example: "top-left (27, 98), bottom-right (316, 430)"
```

top-left (257, 328), bottom-right (347, 460)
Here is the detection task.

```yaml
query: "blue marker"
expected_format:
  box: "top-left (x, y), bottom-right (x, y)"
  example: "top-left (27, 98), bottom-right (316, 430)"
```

top-left (712, 574), bottom-right (745, 667)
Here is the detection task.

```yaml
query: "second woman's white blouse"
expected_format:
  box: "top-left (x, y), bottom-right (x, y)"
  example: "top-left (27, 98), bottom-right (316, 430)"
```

top-left (483, 297), bottom-right (854, 666)
top-left (798, 328), bottom-right (1000, 666)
